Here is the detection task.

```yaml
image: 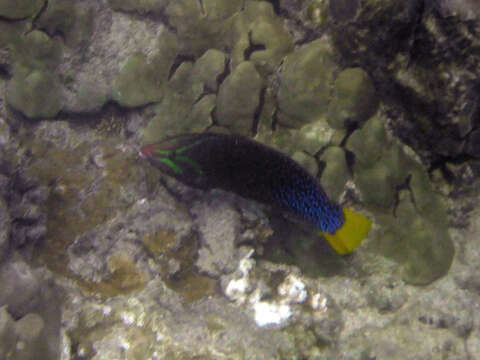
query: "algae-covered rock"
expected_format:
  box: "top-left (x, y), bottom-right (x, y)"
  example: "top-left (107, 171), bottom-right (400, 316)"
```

top-left (6, 68), bottom-right (63, 119)
top-left (277, 38), bottom-right (337, 127)
top-left (0, 0), bottom-right (44, 19)
top-left (319, 146), bottom-right (350, 201)
top-left (327, 67), bottom-right (378, 130)
top-left (216, 61), bottom-right (263, 134)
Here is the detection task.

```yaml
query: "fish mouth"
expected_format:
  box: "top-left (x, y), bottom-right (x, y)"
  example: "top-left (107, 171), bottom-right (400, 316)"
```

top-left (139, 144), bottom-right (155, 159)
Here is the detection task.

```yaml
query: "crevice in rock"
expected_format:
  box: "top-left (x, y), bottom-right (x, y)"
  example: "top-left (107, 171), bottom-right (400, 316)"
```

top-left (264, 0), bottom-right (281, 15)
top-left (216, 58), bottom-right (230, 87)
top-left (392, 174), bottom-right (414, 217)
top-left (210, 106), bottom-right (219, 126)
top-left (167, 54), bottom-right (195, 81)
top-left (244, 31), bottom-right (266, 61)
top-left (0, 65), bottom-right (10, 79)
top-left (340, 120), bottom-right (361, 147)
top-left (344, 149), bottom-right (356, 176)
top-left (197, 0), bottom-right (205, 16)
top-left (252, 87), bottom-right (266, 136)
top-left (271, 108), bottom-right (279, 131)
top-left (31, 0), bottom-right (50, 28)
top-left (193, 85), bottom-right (216, 105)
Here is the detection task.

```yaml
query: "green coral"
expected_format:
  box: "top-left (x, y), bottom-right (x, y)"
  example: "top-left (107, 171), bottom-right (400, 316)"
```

top-left (10, 30), bottom-right (62, 71)
top-left (112, 33), bottom-right (179, 108)
top-left (112, 54), bottom-right (166, 107)
top-left (346, 114), bottom-right (407, 208)
top-left (190, 49), bottom-right (227, 92)
top-left (0, 0), bottom-right (44, 19)
top-left (231, 1), bottom-right (293, 75)
top-left (5, 29), bottom-right (65, 118)
top-left (327, 67), bottom-right (378, 130)
top-left (165, 0), bottom-right (242, 55)
top-left (140, 49), bottom-right (228, 142)
top-left (347, 114), bottom-right (453, 284)
top-left (216, 61), bottom-right (264, 135)
top-left (36, 0), bottom-right (94, 48)
top-left (277, 38), bottom-right (338, 128)
top-left (319, 146), bottom-right (350, 202)
top-left (6, 67), bottom-right (63, 118)
top-left (376, 191), bottom-right (454, 285)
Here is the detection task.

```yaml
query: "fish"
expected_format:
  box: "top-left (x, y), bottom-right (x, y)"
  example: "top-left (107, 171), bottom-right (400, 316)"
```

top-left (140, 133), bottom-right (371, 255)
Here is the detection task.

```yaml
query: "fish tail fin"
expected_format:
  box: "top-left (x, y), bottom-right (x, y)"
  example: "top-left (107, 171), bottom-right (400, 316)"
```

top-left (322, 207), bottom-right (371, 255)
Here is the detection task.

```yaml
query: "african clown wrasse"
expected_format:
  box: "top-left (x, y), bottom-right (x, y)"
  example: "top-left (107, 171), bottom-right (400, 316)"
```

top-left (140, 133), bottom-right (371, 255)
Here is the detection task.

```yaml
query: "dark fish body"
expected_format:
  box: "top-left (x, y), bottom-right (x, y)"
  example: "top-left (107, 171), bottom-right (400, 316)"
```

top-left (141, 133), bottom-right (344, 234)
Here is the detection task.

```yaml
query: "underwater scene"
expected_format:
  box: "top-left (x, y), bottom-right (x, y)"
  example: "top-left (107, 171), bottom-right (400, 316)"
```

top-left (0, 0), bottom-right (479, 359)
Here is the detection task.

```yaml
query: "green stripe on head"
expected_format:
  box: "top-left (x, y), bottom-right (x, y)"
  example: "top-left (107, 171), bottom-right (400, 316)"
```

top-left (176, 156), bottom-right (203, 174)
top-left (157, 158), bottom-right (182, 174)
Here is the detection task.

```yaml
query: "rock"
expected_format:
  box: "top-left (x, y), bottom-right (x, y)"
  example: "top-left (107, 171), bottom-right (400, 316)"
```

top-left (0, 306), bottom-right (16, 358)
top-left (0, 260), bottom-right (41, 318)
top-left (192, 192), bottom-right (241, 277)
top-left (0, 198), bottom-right (9, 263)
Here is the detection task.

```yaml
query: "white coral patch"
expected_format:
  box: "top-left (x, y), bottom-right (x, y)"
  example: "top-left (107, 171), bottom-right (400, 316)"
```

top-left (278, 274), bottom-right (307, 304)
top-left (253, 301), bottom-right (292, 327)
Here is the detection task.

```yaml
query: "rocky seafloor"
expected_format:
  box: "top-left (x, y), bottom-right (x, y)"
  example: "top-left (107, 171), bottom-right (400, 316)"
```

top-left (0, 0), bottom-right (480, 359)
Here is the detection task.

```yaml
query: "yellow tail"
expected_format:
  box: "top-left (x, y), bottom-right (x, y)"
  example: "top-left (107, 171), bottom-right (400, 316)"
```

top-left (322, 207), bottom-right (371, 255)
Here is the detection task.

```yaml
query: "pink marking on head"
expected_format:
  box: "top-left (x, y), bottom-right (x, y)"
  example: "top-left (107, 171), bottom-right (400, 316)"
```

top-left (139, 144), bottom-right (156, 159)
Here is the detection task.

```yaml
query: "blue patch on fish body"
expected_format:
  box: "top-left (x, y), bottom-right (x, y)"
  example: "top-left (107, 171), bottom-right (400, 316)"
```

top-left (272, 176), bottom-right (344, 234)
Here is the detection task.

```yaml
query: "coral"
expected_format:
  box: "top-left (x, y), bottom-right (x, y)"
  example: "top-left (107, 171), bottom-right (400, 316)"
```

top-left (215, 61), bottom-right (264, 134)
top-left (319, 146), bottom-right (350, 202)
top-left (230, 1), bottom-right (293, 74)
top-left (112, 54), bottom-right (165, 107)
top-left (277, 38), bottom-right (338, 127)
top-left (327, 67), bottom-right (378, 130)
top-left (0, 0), bottom-right (44, 19)
top-left (112, 32), bottom-right (178, 108)
top-left (164, 0), bottom-right (242, 55)
top-left (5, 30), bottom-right (65, 118)
top-left (36, 0), bottom-right (94, 48)
top-left (9, 30), bottom-right (62, 71)
top-left (6, 68), bottom-right (63, 118)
